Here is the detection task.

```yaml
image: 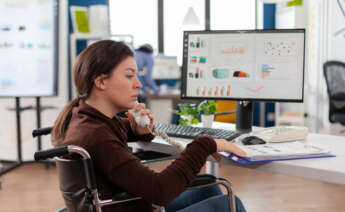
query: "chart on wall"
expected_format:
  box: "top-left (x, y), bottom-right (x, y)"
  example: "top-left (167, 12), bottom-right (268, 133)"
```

top-left (0, 0), bottom-right (58, 97)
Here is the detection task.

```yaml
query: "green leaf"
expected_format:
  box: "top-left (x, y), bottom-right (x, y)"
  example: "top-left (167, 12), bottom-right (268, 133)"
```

top-left (191, 118), bottom-right (199, 125)
top-left (179, 118), bottom-right (188, 126)
top-left (174, 103), bottom-right (201, 124)
top-left (198, 100), bottom-right (218, 115)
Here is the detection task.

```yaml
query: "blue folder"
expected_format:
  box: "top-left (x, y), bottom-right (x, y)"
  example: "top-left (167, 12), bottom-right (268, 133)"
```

top-left (227, 153), bottom-right (336, 165)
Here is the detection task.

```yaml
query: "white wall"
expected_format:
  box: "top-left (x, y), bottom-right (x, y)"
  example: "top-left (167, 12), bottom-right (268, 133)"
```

top-left (329, 0), bottom-right (345, 61)
top-left (274, 0), bottom-right (345, 133)
top-left (305, 0), bottom-right (328, 133)
top-left (0, 0), bottom-right (68, 161)
top-left (274, 3), bottom-right (308, 127)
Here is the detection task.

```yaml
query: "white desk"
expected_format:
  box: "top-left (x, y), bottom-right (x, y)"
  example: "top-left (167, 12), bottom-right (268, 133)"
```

top-left (224, 133), bottom-right (345, 185)
top-left (129, 122), bottom-right (345, 185)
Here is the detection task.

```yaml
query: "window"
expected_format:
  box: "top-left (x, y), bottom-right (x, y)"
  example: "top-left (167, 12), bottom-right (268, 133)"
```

top-left (211, 0), bottom-right (255, 30)
top-left (109, 0), bottom-right (256, 63)
top-left (164, 0), bottom-right (205, 65)
top-left (109, 0), bottom-right (158, 51)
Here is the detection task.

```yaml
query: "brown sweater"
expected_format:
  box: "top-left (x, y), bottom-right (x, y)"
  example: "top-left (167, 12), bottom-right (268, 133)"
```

top-left (56, 101), bottom-right (217, 212)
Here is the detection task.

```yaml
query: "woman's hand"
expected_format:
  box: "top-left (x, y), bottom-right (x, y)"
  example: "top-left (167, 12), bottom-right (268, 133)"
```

top-left (125, 103), bottom-right (154, 135)
top-left (213, 139), bottom-right (247, 159)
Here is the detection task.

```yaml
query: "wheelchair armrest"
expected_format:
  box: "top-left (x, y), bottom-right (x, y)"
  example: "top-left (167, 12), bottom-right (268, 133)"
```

top-left (189, 175), bottom-right (236, 212)
top-left (133, 150), bottom-right (175, 164)
top-left (34, 146), bottom-right (69, 161)
top-left (32, 127), bottom-right (53, 137)
top-left (188, 174), bottom-right (216, 187)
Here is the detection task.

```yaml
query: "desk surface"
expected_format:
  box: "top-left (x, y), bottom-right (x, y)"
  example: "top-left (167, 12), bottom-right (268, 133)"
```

top-left (129, 122), bottom-right (345, 185)
top-left (141, 93), bottom-right (180, 100)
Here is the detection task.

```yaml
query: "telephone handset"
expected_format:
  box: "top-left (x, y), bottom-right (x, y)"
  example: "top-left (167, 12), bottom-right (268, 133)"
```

top-left (128, 102), bottom-right (151, 128)
top-left (128, 102), bottom-right (185, 151)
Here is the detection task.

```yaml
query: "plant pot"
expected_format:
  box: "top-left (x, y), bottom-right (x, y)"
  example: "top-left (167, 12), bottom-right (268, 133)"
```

top-left (181, 115), bottom-right (193, 122)
top-left (202, 114), bottom-right (214, 128)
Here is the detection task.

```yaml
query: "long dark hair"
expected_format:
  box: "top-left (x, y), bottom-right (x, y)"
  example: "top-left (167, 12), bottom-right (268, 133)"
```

top-left (52, 40), bottom-right (134, 143)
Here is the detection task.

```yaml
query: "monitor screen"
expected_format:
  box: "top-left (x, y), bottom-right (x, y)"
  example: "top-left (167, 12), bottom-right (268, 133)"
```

top-left (152, 55), bottom-right (180, 79)
top-left (0, 0), bottom-right (58, 97)
top-left (181, 29), bottom-right (305, 102)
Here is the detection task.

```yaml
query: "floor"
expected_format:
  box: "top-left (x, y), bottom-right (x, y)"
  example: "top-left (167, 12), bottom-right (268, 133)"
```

top-left (0, 161), bottom-right (345, 212)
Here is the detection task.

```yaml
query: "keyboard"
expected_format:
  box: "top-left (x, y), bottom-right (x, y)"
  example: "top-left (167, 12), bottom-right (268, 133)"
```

top-left (154, 123), bottom-right (241, 142)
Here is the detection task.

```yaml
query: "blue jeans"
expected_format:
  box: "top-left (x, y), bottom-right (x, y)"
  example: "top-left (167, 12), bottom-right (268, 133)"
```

top-left (165, 185), bottom-right (246, 212)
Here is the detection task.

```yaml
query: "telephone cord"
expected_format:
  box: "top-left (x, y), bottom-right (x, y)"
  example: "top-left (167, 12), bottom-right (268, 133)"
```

top-left (149, 129), bottom-right (185, 152)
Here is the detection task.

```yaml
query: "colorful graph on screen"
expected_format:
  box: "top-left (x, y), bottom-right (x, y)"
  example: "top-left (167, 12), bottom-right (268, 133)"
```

top-left (189, 37), bottom-right (206, 48)
top-left (261, 64), bottom-right (275, 78)
top-left (195, 85), bottom-right (231, 97)
top-left (264, 41), bottom-right (296, 56)
top-left (233, 71), bottom-right (250, 78)
top-left (245, 86), bottom-right (264, 93)
top-left (220, 44), bottom-right (245, 55)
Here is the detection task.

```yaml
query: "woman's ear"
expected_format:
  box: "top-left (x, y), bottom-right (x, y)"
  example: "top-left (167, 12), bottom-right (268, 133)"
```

top-left (94, 74), bottom-right (107, 90)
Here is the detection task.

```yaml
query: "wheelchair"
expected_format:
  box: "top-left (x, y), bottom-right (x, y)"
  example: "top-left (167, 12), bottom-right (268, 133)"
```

top-left (33, 129), bottom-right (236, 212)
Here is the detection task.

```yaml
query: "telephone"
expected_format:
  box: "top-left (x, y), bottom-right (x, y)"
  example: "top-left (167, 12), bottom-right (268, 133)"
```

top-left (241, 126), bottom-right (309, 143)
top-left (128, 102), bottom-right (185, 151)
top-left (128, 102), bottom-right (150, 128)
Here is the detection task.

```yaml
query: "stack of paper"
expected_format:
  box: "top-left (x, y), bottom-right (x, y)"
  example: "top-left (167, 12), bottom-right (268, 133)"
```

top-left (220, 141), bottom-right (334, 164)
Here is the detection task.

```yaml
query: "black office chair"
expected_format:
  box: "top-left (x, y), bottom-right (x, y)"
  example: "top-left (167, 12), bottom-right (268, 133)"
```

top-left (323, 61), bottom-right (345, 125)
top-left (32, 129), bottom-right (236, 212)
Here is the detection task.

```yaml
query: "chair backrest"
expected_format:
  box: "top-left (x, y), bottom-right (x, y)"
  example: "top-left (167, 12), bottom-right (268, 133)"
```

top-left (56, 157), bottom-right (94, 212)
top-left (323, 61), bottom-right (345, 123)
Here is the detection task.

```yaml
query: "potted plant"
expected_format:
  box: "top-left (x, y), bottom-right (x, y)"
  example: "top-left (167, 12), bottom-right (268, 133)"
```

top-left (198, 100), bottom-right (218, 128)
top-left (173, 103), bottom-right (200, 126)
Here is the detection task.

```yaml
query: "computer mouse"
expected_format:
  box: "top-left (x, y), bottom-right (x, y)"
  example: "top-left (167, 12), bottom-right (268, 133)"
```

top-left (241, 136), bottom-right (266, 145)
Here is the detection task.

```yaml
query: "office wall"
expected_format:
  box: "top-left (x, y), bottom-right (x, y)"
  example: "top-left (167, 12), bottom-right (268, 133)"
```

top-left (303, 0), bottom-right (345, 133)
top-left (272, 0), bottom-right (344, 133)
top-left (303, 0), bottom-right (325, 132)
top-left (329, 0), bottom-right (345, 61)
top-left (0, 0), bottom-right (69, 160)
top-left (325, 0), bottom-right (345, 134)
top-left (302, 0), bottom-right (330, 133)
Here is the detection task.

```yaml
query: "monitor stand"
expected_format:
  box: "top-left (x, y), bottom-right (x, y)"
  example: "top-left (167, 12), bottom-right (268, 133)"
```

top-left (235, 101), bottom-right (253, 133)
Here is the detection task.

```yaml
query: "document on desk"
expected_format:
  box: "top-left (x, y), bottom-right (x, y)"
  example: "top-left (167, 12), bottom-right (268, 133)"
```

top-left (220, 141), bottom-right (335, 164)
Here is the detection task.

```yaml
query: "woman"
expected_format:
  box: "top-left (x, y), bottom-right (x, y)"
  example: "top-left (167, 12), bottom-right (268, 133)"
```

top-left (52, 40), bottom-right (246, 212)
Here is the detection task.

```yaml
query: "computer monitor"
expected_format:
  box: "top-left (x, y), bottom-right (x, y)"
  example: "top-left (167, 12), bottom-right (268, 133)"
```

top-left (181, 29), bottom-right (305, 132)
top-left (152, 55), bottom-right (180, 79)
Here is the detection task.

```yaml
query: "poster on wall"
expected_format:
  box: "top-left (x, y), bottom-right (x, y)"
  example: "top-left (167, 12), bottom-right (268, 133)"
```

top-left (331, 0), bottom-right (345, 61)
top-left (0, 0), bottom-right (58, 97)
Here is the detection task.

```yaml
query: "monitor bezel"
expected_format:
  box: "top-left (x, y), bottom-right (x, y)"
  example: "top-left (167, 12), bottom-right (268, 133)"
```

top-left (181, 29), bottom-right (306, 103)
